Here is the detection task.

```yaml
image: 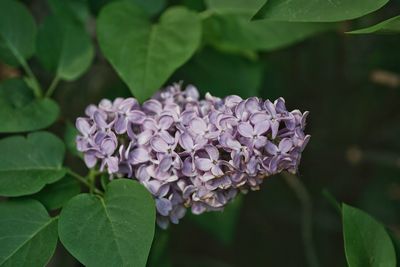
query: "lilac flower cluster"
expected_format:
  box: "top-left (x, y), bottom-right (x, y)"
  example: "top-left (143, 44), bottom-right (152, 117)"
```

top-left (76, 84), bottom-right (310, 228)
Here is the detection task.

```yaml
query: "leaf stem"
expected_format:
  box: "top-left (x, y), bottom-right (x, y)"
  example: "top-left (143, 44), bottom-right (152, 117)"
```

top-left (67, 169), bottom-right (104, 196)
top-left (282, 173), bottom-right (320, 267)
top-left (20, 60), bottom-right (43, 98)
top-left (45, 75), bottom-right (61, 98)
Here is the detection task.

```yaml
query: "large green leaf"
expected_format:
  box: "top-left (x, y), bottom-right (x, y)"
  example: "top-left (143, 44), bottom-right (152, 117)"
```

top-left (31, 175), bottom-right (81, 210)
top-left (348, 15), bottom-right (400, 34)
top-left (254, 0), bottom-right (390, 22)
top-left (174, 48), bottom-right (263, 98)
top-left (97, 2), bottom-right (201, 102)
top-left (342, 203), bottom-right (397, 267)
top-left (205, 0), bottom-right (265, 17)
top-left (204, 14), bottom-right (335, 52)
top-left (36, 15), bottom-right (94, 81)
top-left (59, 179), bottom-right (156, 267)
top-left (0, 199), bottom-right (58, 267)
top-left (47, 0), bottom-right (91, 24)
top-left (0, 79), bottom-right (59, 133)
top-left (0, 131), bottom-right (66, 197)
top-left (0, 0), bottom-right (36, 66)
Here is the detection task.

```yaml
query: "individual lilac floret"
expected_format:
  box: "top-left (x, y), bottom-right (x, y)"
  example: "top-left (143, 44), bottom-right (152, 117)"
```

top-left (76, 83), bottom-right (310, 229)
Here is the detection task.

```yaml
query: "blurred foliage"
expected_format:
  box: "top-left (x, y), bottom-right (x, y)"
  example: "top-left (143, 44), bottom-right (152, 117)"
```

top-left (0, 0), bottom-right (400, 266)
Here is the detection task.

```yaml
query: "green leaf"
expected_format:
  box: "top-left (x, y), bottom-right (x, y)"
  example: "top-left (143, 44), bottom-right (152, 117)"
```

top-left (174, 47), bottom-right (263, 98)
top-left (0, 131), bottom-right (66, 197)
top-left (130, 0), bottom-right (166, 16)
top-left (97, 2), bottom-right (201, 102)
top-left (189, 196), bottom-right (243, 245)
top-left (31, 175), bottom-right (81, 210)
top-left (36, 15), bottom-right (94, 81)
top-left (47, 0), bottom-right (91, 24)
top-left (59, 179), bottom-right (156, 267)
top-left (204, 14), bottom-right (335, 52)
top-left (348, 15), bottom-right (400, 34)
top-left (0, 79), bottom-right (59, 133)
top-left (254, 0), bottom-right (390, 22)
top-left (89, 0), bottom-right (166, 16)
top-left (0, 0), bottom-right (37, 66)
top-left (342, 203), bottom-right (397, 267)
top-left (205, 0), bottom-right (265, 17)
top-left (0, 199), bottom-right (58, 267)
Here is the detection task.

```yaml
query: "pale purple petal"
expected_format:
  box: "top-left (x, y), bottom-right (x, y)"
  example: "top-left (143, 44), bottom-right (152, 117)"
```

top-left (190, 117), bottom-right (207, 134)
top-left (84, 153), bottom-right (97, 168)
top-left (159, 115), bottom-right (174, 130)
top-left (179, 132), bottom-right (194, 151)
top-left (76, 118), bottom-right (92, 136)
top-left (130, 148), bottom-right (150, 164)
top-left (127, 110), bottom-right (146, 124)
top-left (279, 138), bottom-right (293, 154)
top-left (205, 145), bottom-right (219, 161)
top-left (254, 121), bottom-right (269, 135)
top-left (156, 198), bottom-right (172, 216)
top-left (151, 136), bottom-right (169, 153)
top-left (237, 122), bottom-right (254, 138)
top-left (265, 141), bottom-right (278, 155)
top-left (195, 158), bottom-right (213, 171)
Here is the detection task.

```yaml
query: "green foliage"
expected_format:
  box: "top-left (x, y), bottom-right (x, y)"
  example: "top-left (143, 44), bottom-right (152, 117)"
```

top-left (0, 131), bottom-right (66, 197)
top-left (0, 79), bottom-right (59, 133)
top-left (59, 179), bottom-right (156, 267)
top-left (348, 15), bottom-right (400, 34)
top-left (254, 0), bottom-right (390, 22)
top-left (31, 175), bottom-right (81, 210)
top-left (204, 14), bottom-right (335, 52)
top-left (0, 0), bottom-right (398, 265)
top-left (0, 0), bottom-right (36, 66)
top-left (0, 199), bottom-right (58, 267)
top-left (97, 2), bottom-right (201, 102)
top-left (205, 0), bottom-right (265, 17)
top-left (189, 195), bottom-right (243, 245)
top-left (36, 15), bottom-right (94, 81)
top-left (175, 48), bottom-right (263, 98)
top-left (342, 203), bottom-right (397, 267)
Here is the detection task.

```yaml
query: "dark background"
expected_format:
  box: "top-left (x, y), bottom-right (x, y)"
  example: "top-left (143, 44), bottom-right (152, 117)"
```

top-left (1, 0), bottom-right (400, 266)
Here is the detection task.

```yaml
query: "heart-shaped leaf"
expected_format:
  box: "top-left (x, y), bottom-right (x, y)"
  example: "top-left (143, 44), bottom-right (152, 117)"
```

top-left (97, 2), bottom-right (201, 102)
top-left (36, 15), bottom-right (94, 81)
top-left (0, 199), bottom-right (58, 267)
top-left (204, 14), bottom-right (336, 52)
top-left (0, 0), bottom-right (37, 66)
top-left (342, 203), bottom-right (397, 267)
top-left (31, 175), bottom-right (81, 210)
top-left (0, 79), bottom-right (59, 133)
top-left (254, 0), bottom-right (390, 22)
top-left (59, 179), bottom-right (156, 267)
top-left (0, 131), bottom-right (66, 197)
top-left (348, 15), bottom-right (400, 34)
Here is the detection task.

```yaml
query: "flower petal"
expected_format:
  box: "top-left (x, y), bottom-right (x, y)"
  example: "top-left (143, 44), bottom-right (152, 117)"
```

top-left (151, 136), bottom-right (169, 153)
top-left (195, 158), bottom-right (213, 171)
top-left (237, 122), bottom-right (254, 138)
top-left (190, 117), bottom-right (207, 134)
top-left (179, 132), bottom-right (194, 151)
top-left (254, 121), bottom-right (269, 135)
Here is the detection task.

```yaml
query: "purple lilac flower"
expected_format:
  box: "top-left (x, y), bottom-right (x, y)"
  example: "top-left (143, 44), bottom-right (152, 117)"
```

top-left (76, 83), bottom-right (310, 229)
